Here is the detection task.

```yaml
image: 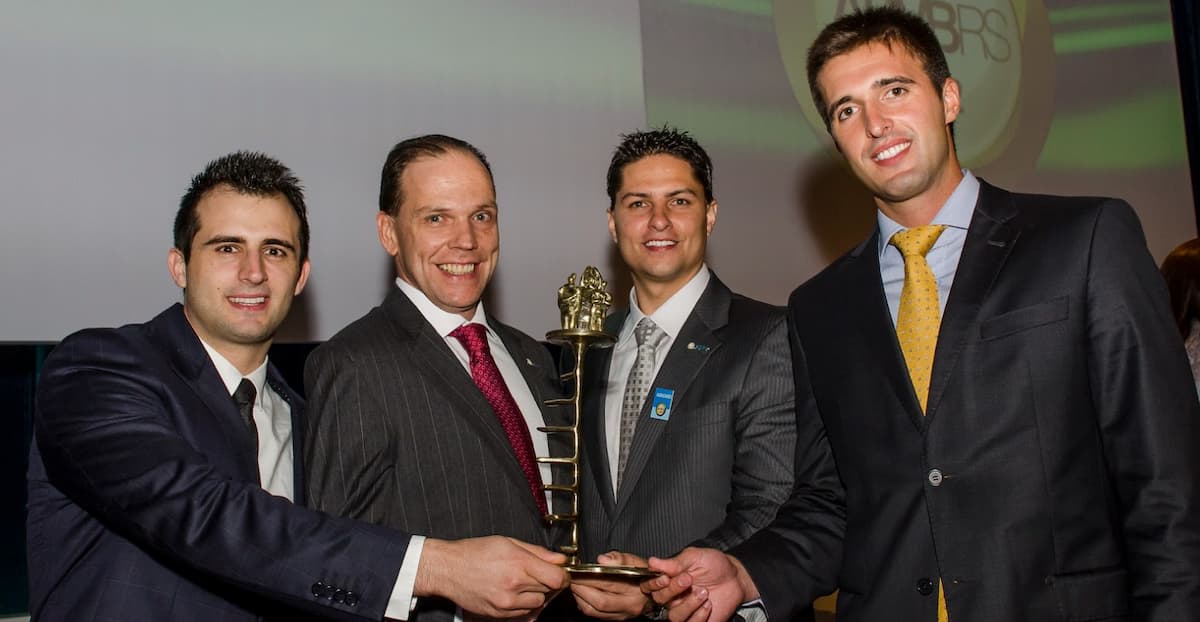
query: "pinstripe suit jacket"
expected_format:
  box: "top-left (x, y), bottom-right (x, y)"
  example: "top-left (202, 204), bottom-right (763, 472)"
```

top-left (303, 287), bottom-right (569, 622)
top-left (577, 274), bottom-right (796, 563)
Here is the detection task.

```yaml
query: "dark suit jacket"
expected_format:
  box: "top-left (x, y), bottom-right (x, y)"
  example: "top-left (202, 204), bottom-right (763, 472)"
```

top-left (577, 274), bottom-right (797, 564)
top-left (304, 287), bottom-right (569, 622)
top-left (26, 304), bottom-right (410, 622)
top-left (732, 182), bottom-right (1200, 622)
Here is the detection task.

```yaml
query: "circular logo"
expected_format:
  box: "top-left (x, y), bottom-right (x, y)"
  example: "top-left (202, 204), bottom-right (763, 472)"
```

top-left (774, 0), bottom-right (1053, 170)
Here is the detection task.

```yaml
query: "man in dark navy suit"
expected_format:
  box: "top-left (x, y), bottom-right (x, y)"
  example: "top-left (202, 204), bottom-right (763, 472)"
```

top-left (647, 7), bottom-right (1200, 622)
top-left (26, 151), bottom-right (567, 621)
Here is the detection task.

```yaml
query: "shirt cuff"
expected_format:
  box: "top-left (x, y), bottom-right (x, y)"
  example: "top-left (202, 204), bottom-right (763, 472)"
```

top-left (385, 535), bottom-right (425, 620)
top-left (738, 598), bottom-right (767, 622)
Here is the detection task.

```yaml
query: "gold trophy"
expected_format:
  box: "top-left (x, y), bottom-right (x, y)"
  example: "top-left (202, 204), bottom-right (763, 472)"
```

top-left (539, 267), bottom-right (656, 578)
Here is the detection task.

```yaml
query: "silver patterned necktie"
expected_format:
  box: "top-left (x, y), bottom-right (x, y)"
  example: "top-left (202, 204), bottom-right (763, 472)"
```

top-left (616, 317), bottom-right (667, 489)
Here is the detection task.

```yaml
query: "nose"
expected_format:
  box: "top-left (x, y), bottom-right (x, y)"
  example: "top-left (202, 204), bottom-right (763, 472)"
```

top-left (863, 104), bottom-right (891, 138)
top-left (449, 219), bottom-right (479, 249)
top-left (239, 251), bottom-right (267, 284)
top-left (648, 202), bottom-right (670, 231)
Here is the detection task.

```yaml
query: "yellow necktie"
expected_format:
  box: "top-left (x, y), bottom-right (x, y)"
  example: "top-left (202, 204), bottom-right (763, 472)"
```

top-left (890, 224), bottom-right (950, 622)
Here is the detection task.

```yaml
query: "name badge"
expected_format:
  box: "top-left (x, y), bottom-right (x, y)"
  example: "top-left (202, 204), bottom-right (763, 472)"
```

top-left (649, 388), bottom-right (674, 421)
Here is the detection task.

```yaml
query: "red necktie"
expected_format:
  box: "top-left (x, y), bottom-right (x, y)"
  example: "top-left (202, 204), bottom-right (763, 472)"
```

top-left (450, 323), bottom-right (548, 516)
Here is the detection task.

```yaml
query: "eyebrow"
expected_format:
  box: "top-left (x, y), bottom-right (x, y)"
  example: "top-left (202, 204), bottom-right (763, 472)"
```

top-left (618, 188), bottom-right (698, 202)
top-left (201, 235), bottom-right (296, 252)
top-left (826, 75), bottom-right (917, 120)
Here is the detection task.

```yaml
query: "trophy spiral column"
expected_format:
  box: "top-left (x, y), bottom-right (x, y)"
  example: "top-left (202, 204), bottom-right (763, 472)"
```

top-left (538, 267), bottom-right (657, 578)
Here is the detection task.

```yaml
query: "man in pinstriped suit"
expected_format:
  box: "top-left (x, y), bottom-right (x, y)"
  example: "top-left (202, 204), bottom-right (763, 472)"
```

top-left (304, 134), bottom-right (572, 622)
top-left (569, 128), bottom-right (801, 620)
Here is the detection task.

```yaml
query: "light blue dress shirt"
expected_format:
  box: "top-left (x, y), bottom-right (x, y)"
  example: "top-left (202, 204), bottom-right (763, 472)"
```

top-left (877, 171), bottom-right (981, 326)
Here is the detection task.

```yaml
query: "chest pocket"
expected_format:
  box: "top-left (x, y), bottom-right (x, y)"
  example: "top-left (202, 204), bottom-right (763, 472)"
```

top-left (979, 296), bottom-right (1069, 341)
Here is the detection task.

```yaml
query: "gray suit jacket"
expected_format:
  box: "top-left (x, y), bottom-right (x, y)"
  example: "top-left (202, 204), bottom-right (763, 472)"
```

top-left (577, 273), bottom-right (796, 562)
top-left (304, 287), bottom-right (569, 621)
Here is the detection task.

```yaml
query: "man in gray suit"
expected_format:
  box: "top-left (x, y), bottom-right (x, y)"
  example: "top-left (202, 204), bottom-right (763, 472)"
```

top-left (569, 128), bottom-right (797, 620)
top-left (305, 134), bottom-right (571, 622)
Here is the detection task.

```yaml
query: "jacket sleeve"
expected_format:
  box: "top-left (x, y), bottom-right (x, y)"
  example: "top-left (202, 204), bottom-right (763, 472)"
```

top-left (35, 330), bottom-right (410, 622)
top-left (726, 316), bottom-right (846, 621)
top-left (1084, 200), bottom-right (1200, 620)
top-left (692, 311), bottom-right (797, 551)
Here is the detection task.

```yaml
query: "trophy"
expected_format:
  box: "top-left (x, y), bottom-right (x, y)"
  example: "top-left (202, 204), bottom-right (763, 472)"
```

top-left (538, 266), bottom-right (656, 578)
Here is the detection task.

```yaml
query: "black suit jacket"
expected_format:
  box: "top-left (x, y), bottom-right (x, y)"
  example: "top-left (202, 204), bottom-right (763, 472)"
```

top-left (27, 304), bottom-right (410, 622)
top-left (577, 274), bottom-right (797, 563)
top-left (733, 182), bottom-right (1200, 622)
top-left (304, 287), bottom-right (569, 622)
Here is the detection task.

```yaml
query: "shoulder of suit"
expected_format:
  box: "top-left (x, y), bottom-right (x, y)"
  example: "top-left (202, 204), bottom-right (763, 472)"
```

top-left (312, 303), bottom-right (397, 356)
top-left (727, 293), bottom-right (787, 323)
top-left (43, 312), bottom-right (173, 384)
top-left (985, 184), bottom-right (1130, 227)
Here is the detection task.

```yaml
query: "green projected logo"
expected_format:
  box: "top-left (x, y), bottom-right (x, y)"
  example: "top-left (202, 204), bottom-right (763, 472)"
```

top-left (774, 0), bottom-right (1055, 170)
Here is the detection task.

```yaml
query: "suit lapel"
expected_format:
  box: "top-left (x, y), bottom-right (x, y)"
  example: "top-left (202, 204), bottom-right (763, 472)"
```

top-left (613, 277), bottom-right (728, 514)
top-left (381, 289), bottom-right (516, 452)
top-left (583, 315), bottom-right (621, 516)
top-left (153, 304), bottom-right (261, 482)
top-left (926, 182), bottom-right (1019, 420)
top-left (843, 234), bottom-right (929, 431)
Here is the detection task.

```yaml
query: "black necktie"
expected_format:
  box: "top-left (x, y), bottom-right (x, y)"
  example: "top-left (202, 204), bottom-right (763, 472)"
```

top-left (232, 378), bottom-right (258, 453)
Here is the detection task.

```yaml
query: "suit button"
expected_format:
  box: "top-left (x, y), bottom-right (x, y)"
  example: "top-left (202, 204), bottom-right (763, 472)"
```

top-left (916, 577), bottom-right (935, 596)
top-left (311, 581), bottom-right (326, 598)
top-left (345, 591), bottom-right (359, 606)
top-left (333, 588), bottom-right (346, 603)
top-left (927, 468), bottom-right (943, 486)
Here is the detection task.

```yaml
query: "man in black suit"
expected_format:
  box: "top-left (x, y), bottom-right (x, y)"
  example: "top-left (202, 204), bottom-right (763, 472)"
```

top-left (647, 7), bottom-right (1200, 622)
top-left (27, 151), bottom-right (566, 621)
top-left (304, 135), bottom-right (571, 622)
top-left (568, 128), bottom-right (803, 621)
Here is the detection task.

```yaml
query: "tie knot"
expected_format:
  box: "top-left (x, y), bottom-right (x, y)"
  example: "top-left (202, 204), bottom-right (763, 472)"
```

top-left (233, 378), bottom-right (256, 409)
top-left (634, 317), bottom-right (666, 348)
top-left (891, 225), bottom-right (948, 258)
top-left (450, 322), bottom-right (490, 361)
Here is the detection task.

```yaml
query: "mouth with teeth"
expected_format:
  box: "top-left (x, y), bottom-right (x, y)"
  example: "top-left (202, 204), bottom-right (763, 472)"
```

top-left (873, 141), bottom-right (911, 163)
top-left (438, 263), bottom-right (477, 276)
top-left (229, 296), bottom-right (267, 310)
top-left (644, 240), bottom-right (676, 250)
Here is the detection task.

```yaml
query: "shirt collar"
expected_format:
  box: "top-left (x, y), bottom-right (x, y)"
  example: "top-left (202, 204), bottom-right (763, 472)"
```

top-left (395, 277), bottom-right (495, 338)
top-left (877, 169), bottom-right (979, 258)
top-left (621, 265), bottom-right (710, 343)
top-left (199, 339), bottom-right (268, 401)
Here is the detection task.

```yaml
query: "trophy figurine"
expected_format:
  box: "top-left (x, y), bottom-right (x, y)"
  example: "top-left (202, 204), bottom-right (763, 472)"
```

top-left (539, 266), bottom-right (656, 578)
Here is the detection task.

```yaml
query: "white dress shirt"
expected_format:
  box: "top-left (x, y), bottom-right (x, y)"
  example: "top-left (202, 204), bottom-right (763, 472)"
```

top-left (200, 341), bottom-right (294, 502)
top-left (604, 266), bottom-right (710, 491)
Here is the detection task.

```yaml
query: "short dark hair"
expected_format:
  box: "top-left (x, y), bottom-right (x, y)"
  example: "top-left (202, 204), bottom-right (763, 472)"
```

top-left (379, 134), bottom-right (494, 215)
top-left (1161, 238), bottom-right (1200, 338)
top-left (806, 7), bottom-right (952, 131)
top-left (605, 126), bottom-right (714, 209)
top-left (174, 151), bottom-right (310, 262)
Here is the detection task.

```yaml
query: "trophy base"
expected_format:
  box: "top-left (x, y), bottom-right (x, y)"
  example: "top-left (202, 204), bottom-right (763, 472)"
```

top-left (565, 563), bottom-right (661, 579)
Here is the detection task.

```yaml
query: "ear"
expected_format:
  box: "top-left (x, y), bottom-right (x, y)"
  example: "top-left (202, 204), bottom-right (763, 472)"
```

top-left (705, 200), bottom-right (718, 236)
top-left (377, 211), bottom-right (400, 256)
top-left (293, 258), bottom-right (311, 296)
top-left (941, 77), bottom-right (961, 125)
top-left (607, 208), bottom-right (618, 244)
top-left (168, 248), bottom-right (187, 289)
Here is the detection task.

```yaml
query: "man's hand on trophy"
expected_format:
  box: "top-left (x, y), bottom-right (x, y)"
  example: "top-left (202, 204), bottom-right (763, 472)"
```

top-left (417, 536), bottom-right (570, 619)
top-left (570, 551), bottom-right (656, 620)
top-left (645, 547), bottom-right (757, 622)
